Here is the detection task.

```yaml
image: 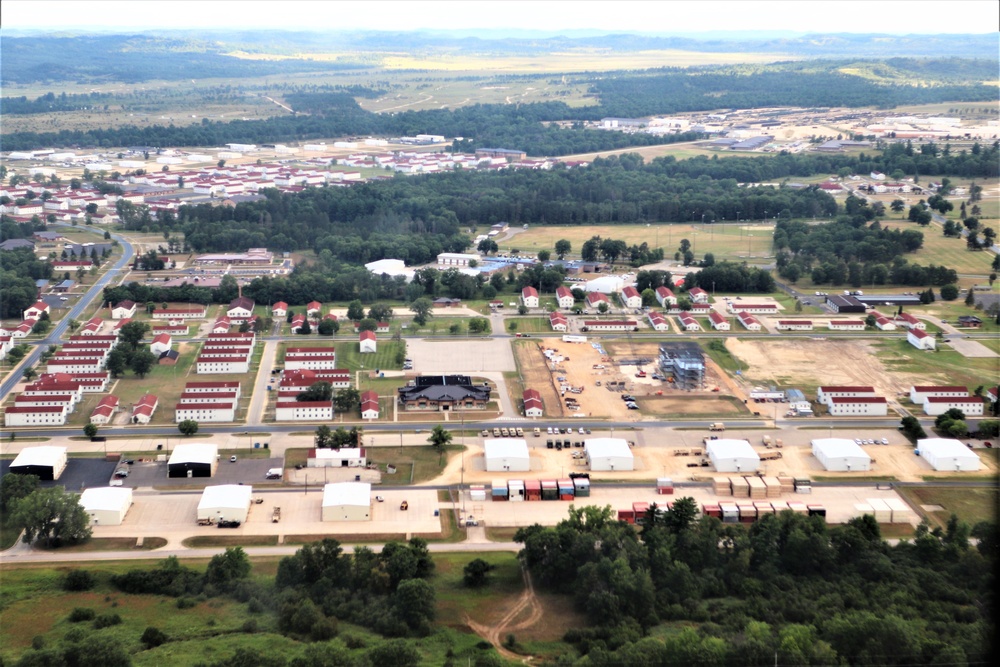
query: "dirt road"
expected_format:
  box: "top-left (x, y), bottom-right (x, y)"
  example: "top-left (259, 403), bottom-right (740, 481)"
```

top-left (467, 565), bottom-right (542, 663)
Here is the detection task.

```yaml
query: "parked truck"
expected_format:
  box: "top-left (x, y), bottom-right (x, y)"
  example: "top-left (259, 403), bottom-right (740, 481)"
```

top-left (709, 423), bottom-right (726, 432)
top-left (272, 507), bottom-right (281, 523)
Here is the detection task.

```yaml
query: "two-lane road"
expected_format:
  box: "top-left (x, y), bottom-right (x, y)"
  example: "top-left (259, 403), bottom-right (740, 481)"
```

top-left (0, 230), bottom-right (135, 401)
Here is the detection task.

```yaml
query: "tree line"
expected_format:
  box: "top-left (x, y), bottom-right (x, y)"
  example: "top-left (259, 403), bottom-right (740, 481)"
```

top-left (774, 217), bottom-right (959, 288)
top-left (515, 502), bottom-right (995, 665)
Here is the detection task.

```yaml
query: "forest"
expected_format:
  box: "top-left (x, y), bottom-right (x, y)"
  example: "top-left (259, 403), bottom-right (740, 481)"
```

top-left (773, 216), bottom-right (960, 288)
top-left (514, 502), bottom-right (996, 666)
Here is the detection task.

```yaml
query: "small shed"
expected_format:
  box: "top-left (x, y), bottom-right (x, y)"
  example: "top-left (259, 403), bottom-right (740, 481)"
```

top-left (308, 447), bottom-right (367, 468)
top-left (322, 482), bottom-right (371, 521)
top-left (917, 438), bottom-right (981, 472)
top-left (706, 439), bottom-right (760, 473)
top-left (484, 439), bottom-right (530, 472)
top-left (584, 438), bottom-right (634, 471)
top-left (197, 485), bottom-right (253, 523)
top-left (811, 438), bottom-right (872, 472)
top-left (168, 443), bottom-right (219, 478)
top-left (9, 446), bottom-right (68, 480)
top-left (80, 487), bottom-right (133, 526)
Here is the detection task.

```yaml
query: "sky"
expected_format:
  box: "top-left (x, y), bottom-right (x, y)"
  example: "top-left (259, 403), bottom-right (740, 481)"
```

top-left (3, 0), bottom-right (998, 34)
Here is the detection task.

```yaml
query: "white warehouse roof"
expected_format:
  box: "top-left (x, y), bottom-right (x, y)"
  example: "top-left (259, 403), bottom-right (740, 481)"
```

top-left (323, 482), bottom-right (372, 507)
top-left (10, 446), bottom-right (67, 468)
top-left (484, 439), bottom-right (529, 459)
top-left (313, 448), bottom-right (364, 460)
top-left (917, 438), bottom-right (981, 471)
top-left (169, 443), bottom-right (219, 466)
top-left (584, 276), bottom-right (626, 294)
top-left (811, 438), bottom-right (872, 471)
top-left (706, 439), bottom-right (760, 472)
top-left (584, 438), bottom-right (633, 460)
top-left (198, 484), bottom-right (253, 513)
top-left (80, 486), bottom-right (133, 513)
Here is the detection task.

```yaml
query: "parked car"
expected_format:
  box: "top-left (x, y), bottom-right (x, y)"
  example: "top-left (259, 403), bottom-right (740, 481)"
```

top-left (230, 455), bottom-right (238, 462)
top-left (881, 438), bottom-right (889, 445)
top-left (375, 496), bottom-right (384, 502)
top-left (114, 469), bottom-right (129, 478)
top-left (217, 520), bottom-right (241, 528)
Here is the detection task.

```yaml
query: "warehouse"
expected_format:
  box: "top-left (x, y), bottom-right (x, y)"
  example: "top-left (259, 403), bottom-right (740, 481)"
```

top-left (706, 439), bottom-right (760, 473)
top-left (308, 447), bottom-right (367, 468)
top-left (811, 438), bottom-right (872, 472)
top-left (167, 443), bottom-right (219, 478)
top-left (484, 439), bottom-right (531, 472)
top-left (584, 438), bottom-right (635, 471)
top-left (322, 482), bottom-right (372, 521)
top-left (9, 446), bottom-right (68, 480)
top-left (79, 487), bottom-right (133, 526)
top-left (198, 485), bottom-right (253, 524)
top-left (917, 438), bottom-right (981, 472)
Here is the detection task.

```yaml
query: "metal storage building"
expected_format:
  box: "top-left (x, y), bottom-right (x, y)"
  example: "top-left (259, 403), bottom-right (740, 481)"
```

top-left (197, 485), bottom-right (253, 523)
top-left (484, 439), bottom-right (530, 472)
top-left (811, 438), bottom-right (872, 472)
top-left (9, 446), bottom-right (68, 480)
top-left (917, 438), bottom-right (981, 472)
top-left (80, 487), bottom-right (133, 526)
top-left (322, 482), bottom-right (371, 521)
top-left (168, 443), bottom-right (219, 478)
top-left (308, 447), bottom-right (367, 468)
top-left (584, 438), bottom-right (634, 471)
top-left (706, 439), bottom-right (760, 473)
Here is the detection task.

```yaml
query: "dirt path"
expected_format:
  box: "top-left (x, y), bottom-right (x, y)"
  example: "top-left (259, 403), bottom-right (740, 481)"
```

top-left (466, 564), bottom-right (542, 663)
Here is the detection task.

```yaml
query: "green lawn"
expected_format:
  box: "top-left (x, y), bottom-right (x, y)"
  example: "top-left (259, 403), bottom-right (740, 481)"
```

top-left (366, 444), bottom-right (465, 485)
top-left (879, 219), bottom-right (998, 278)
top-left (873, 338), bottom-right (998, 389)
top-left (506, 316), bottom-right (555, 333)
top-left (501, 222), bottom-right (776, 262)
top-left (895, 486), bottom-right (999, 529)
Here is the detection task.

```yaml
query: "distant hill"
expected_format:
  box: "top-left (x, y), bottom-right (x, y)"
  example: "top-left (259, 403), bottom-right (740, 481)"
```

top-left (2, 30), bottom-right (997, 85)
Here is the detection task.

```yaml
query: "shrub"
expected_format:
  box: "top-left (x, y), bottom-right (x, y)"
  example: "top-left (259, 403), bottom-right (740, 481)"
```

top-left (63, 569), bottom-right (96, 592)
top-left (176, 597), bottom-right (197, 609)
top-left (342, 634), bottom-right (367, 649)
top-left (241, 619), bottom-right (259, 634)
top-left (93, 613), bottom-right (122, 629)
top-left (140, 626), bottom-right (168, 649)
top-left (68, 608), bottom-right (96, 622)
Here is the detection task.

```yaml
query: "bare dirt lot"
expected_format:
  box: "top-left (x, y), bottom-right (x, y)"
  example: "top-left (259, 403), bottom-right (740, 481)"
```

top-left (726, 338), bottom-right (934, 397)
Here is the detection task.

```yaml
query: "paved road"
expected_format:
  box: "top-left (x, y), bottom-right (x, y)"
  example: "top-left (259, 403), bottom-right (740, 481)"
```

top-left (246, 340), bottom-right (278, 425)
top-left (0, 229), bottom-right (135, 401)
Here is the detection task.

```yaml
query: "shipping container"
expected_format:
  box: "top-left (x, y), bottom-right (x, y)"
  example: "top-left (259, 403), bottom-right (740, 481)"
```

top-left (470, 485), bottom-right (487, 502)
top-left (746, 476), bottom-right (767, 498)
top-left (656, 477), bottom-right (674, 495)
top-left (753, 501), bottom-right (774, 517)
top-left (720, 502), bottom-right (739, 523)
top-left (702, 503), bottom-right (722, 518)
top-left (618, 509), bottom-right (635, 524)
top-left (524, 479), bottom-right (542, 501)
top-left (730, 476), bottom-right (751, 497)
top-left (573, 477), bottom-right (591, 497)
top-left (770, 500), bottom-right (790, 513)
top-left (866, 498), bottom-right (892, 523)
top-left (633, 502), bottom-right (650, 524)
top-left (541, 480), bottom-right (559, 501)
top-left (508, 480), bottom-right (525, 502)
top-left (787, 502), bottom-right (809, 515)
top-left (884, 497), bottom-right (912, 524)
top-left (807, 504), bottom-right (826, 518)
top-left (737, 502), bottom-right (757, 523)
top-left (491, 480), bottom-right (508, 501)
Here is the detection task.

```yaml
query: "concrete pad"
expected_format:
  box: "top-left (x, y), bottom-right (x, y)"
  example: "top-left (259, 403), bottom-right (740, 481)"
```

top-left (406, 338), bottom-right (516, 373)
top-left (946, 338), bottom-right (998, 358)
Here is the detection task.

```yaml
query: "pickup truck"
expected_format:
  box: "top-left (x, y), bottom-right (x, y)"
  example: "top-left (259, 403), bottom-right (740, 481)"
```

top-left (272, 507), bottom-right (281, 523)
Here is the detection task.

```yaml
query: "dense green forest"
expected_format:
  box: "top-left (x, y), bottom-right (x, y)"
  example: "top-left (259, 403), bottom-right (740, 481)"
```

top-left (774, 216), bottom-right (960, 287)
top-left (0, 247), bottom-right (54, 319)
top-left (137, 156), bottom-right (839, 256)
top-left (591, 63), bottom-right (999, 117)
top-left (514, 502), bottom-right (995, 666)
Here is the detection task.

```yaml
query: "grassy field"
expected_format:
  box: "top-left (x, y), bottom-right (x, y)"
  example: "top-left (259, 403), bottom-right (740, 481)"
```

top-left (896, 486), bottom-right (999, 529)
top-left (506, 316), bottom-right (556, 334)
top-left (363, 444), bottom-right (465, 485)
top-left (0, 550), bottom-right (525, 666)
top-left (873, 338), bottom-right (998, 389)
top-left (503, 222), bottom-right (776, 262)
top-left (276, 339), bottom-right (403, 373)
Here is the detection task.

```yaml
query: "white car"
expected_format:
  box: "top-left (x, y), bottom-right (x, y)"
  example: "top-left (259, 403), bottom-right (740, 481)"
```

top-left (547, 427), bottom-right (554, 434)
top-left (375, 496), bottom-right (384, 502)
top-left (881, 438), bottom-right (889, 445)
top-left (578, 427), bottom-right (585, 434)
top-left (854, 438), bottom-right (863, 445)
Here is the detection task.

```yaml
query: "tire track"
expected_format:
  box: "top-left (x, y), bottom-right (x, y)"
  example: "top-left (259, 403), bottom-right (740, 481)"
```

top-left (466, 564), bottom-right (542, 663)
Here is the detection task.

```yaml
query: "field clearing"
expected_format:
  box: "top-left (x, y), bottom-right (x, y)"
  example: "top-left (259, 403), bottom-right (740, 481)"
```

top-left (877, 220), bottom-right (998, 276)
top-left (514, 341), bottom-right (565, 419)
top-left (873, 339), bottom-right (999, 389)
top-left (896, 486), bottom-right (999, 528)
top-left (558, 140), bottom-right (722, 162)
top-left (725, 337), bottom-right (934, 399)
top-left (636, 395), bottom-right (748, 417)
top-left (502, 222), bottom-right (775, 261)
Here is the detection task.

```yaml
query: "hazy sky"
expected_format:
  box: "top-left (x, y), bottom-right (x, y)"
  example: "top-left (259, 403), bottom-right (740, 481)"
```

top-left (4, 0), bottom-right (998, 33)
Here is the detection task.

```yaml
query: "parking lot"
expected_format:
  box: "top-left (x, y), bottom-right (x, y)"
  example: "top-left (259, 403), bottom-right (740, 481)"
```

top-left (0, 458), bottom-right (119, 493)
top-left (117, 456), bottom-right (282, 489)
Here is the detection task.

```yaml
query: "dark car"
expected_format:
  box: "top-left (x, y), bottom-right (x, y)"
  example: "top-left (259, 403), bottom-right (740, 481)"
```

top-left (217, 520), bottom-right (241, 529)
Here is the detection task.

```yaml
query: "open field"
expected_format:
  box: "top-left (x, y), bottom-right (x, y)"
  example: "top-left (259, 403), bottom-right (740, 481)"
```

top-left (726, 337), bottom-right (935, 399)
top-left (502, 222), bottom-right (776, 262)
top-left (874, 220), bottom-right (998, 277)
top-left (896, 486), bottom-right (999, 528)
